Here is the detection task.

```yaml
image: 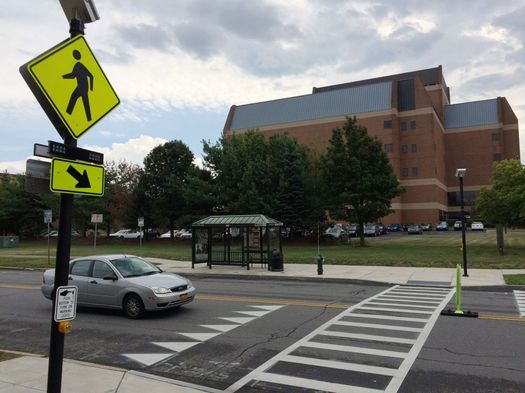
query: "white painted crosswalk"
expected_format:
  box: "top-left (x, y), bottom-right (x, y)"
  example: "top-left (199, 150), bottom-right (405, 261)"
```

top-left (226, 285), bottom-right (453, 393)
top-left (122, 304), bottom-right (284, 366)
top-left (513, 290), bottom-right (525, 316)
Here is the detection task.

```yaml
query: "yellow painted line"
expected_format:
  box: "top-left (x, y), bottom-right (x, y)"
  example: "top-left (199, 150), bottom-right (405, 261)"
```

top-left (0, 284), bottom-right (40, 290)
top-left (478, 314), bottom-right (525, 322)
top-left (196, 294), bottom-right (350, 309)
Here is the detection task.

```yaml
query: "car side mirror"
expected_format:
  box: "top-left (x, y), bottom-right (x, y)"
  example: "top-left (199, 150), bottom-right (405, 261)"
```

top-left (103, 274), bottom-right (118, 281)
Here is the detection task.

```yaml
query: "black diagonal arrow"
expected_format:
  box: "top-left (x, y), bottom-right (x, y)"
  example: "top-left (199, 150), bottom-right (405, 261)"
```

top-left (67, 165), bottom-right (91, 188)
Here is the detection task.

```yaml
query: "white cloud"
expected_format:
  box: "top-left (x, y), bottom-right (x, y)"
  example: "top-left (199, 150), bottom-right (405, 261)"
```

top-left (82, 134), bottom-right (168, 166)
top-left (0, 160), bottom-right (27, 174)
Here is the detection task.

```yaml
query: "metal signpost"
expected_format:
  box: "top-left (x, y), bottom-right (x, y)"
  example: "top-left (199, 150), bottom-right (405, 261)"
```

top-left (44, 210), bottom-right (52, 265)
top-left (138, 217), bottom-right (144, 249)
top-left (19, 2), bottom-right (118, 392)
top-left (91, 214), bottom-right (103, 249)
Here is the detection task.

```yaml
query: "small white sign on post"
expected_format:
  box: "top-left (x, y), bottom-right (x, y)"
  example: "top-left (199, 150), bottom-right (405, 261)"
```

top-left (138, 217), bottom-right (144, 227)
top-left (91, 214), bottom-right (103, 223)
top-left (54, 286), bottom-right (78, 322)
top-left (44, 210), bottom-right (52, 224)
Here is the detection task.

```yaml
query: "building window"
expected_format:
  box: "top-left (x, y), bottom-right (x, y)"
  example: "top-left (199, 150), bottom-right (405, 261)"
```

top-left (402, 168), bottom-right (409, 177)
top-left (384, 120), bottom-right (392, 129)
top-left (493, 153), bottom-right (502, 161)
top-left (492, 133), bottom-right (501, 142)
top-left (411, 144), bottom-right (417, 153)
top-left (384, 144), bottom-right (393, 153)
top-left (401, 121), bottom-right (407, 131)
top-left (401, 144), bottom-right (408, 153)
top-left (412, 167), bottom-right (418, 176)
top-left (410, 120), bottom-right (416, 129)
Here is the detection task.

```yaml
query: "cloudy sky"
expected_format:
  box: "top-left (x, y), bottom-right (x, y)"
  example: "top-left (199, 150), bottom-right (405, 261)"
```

top-left (1, 0), bottom-right (524, 173)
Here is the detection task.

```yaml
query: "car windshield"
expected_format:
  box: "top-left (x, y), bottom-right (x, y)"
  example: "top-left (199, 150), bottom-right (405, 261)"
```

top-left (111, 257), bottom-right (161, 278)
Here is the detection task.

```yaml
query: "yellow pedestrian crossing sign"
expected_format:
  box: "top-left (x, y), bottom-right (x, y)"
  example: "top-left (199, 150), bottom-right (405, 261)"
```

top-left (20, 35), bottom-right (119, 140)
top-left (50, 157), bottom-right (105, 196)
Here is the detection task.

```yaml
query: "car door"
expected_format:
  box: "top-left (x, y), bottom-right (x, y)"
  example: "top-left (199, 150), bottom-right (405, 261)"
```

top-left (87, 260), bottom-right (121, 308)
top-left (68, 260), bottom-right (93, 304)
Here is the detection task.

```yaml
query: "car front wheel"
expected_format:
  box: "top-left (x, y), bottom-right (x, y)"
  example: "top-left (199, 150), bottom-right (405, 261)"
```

top-left (123, 294), bottom-right (145, 319)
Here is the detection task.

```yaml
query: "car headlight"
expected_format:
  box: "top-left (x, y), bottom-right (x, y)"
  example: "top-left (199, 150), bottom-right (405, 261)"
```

top-left (186, 279), bottom-right (194, 289)
top-left (151, 286), bottom-right (171, 295)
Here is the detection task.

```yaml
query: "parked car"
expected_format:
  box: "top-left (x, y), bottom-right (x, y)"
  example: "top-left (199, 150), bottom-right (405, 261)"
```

top-left (387, 223), bottom-right (401, 232)
top-left (453, 221), bottom-right (463, 231)
top-left (363, 225), bottom-right (380, 237)
top-left (41, 255), bottom-right (196, 319)
top-left (345, 224), bottom-right (360, 237)
top-left (376, 224), bottom-right (387, 235)
top-left (160, 229), bottom-right (181, 238)
top-left (109, 229), bottom-right (143, 239)
top-left (420, 223), bottom-right (432, 231)
top-left (324, 225), bottom-right (346, 240)
top-left (436, 221), bottom-right (449, 231)
top-left (407, 224), bottom-right (423, 234)
top-left (470, 221), bottom-right (485, 231)
top-left (177, 229), bottom-right (193, 239)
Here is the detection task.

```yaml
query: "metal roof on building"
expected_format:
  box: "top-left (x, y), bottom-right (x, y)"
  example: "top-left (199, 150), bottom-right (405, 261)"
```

top-left (230, 81), bottom-right (392, 131)
top-left (313, 66), bottom-right (446, 93)
top-left (444, 99), bottom-right (499, 129)
top-left (192, 214), bottom-right (283, 227)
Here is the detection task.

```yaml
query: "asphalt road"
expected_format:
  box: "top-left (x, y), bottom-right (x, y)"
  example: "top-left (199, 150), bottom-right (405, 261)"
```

top-left (0, 270), bottom-right (523, 392)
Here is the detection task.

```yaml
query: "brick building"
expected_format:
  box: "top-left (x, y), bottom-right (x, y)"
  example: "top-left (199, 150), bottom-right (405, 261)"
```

top-left (222, 66), bottom-right (520, 226)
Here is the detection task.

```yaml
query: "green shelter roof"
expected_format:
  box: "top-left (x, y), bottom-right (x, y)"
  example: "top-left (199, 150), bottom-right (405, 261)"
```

top-left (192, 214), bottom-right (283, 227)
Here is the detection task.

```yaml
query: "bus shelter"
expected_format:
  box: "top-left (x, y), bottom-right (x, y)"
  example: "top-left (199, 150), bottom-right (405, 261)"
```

top-left (191, 215), bottom-right (283, 270)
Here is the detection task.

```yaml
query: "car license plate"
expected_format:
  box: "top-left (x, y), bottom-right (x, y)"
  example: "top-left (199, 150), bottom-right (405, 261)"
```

top-left (180, 294), bottom-right (188, 300)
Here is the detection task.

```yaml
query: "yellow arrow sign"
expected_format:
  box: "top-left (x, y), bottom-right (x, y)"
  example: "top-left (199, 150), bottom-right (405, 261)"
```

top-left (50, 158), bottom-right (105, 196)
top-left (20, 35), bottom-right (119, 140)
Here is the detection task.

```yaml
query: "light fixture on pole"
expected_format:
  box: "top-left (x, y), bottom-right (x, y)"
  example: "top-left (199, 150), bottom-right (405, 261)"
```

top-left (455, 168), bottom-right (468, 277)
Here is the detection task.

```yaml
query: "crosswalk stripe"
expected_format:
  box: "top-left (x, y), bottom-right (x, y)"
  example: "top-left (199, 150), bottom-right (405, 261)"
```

top-left (357, 306), bottom-right (433, 314)
top-left (378, 295), bottom-right (441, 304)
top-left (514, 291), bottom-right (525, 317)
top-left (388, 291), bottom-right (446, 298)
top-left (318, 330), bottom-right (417, 345)
top-left (254, 372), bottom-right (384, 393)
top-left (282, 354), bottom-right (398, 376)
top-left (345, 313), bottom-right (428, 323)
top-left (399, 286), bottom-right (451, 292)
top-left (302, 341), bottom-right (408, 359)
top-left (332, 320), bottom-right (422, 332)
top-left (367, 301), bottom-right (437, 309)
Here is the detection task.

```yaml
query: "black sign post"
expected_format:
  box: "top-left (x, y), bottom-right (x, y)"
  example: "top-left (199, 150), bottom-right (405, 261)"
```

top-left (46, 18), bottom-right (83, 393)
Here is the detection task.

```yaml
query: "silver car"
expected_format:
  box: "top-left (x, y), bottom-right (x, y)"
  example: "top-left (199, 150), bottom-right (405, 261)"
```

top-left (41, 255), bottom-right (196, 319)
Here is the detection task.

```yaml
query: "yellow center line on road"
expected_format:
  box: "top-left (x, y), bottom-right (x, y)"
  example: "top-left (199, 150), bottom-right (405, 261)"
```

top-left (478, 314), bottom-right (525, 322)
top-left (0, 284), bottom-right (41, 290)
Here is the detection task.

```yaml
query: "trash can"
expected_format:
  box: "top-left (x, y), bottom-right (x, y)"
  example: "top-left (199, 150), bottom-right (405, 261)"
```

top-left (269, 249), bottom-right (284, 272)
top-left (0, 236), bottom-right (19, 248)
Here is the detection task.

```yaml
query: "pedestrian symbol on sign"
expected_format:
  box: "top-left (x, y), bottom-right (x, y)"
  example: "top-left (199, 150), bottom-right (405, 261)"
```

top-left (19, 35), bottom-right (119, 140)
top-left (63, 50), bottom-right (94, 122)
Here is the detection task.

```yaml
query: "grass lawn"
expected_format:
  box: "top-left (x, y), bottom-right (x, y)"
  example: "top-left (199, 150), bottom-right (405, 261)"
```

top-left (0, 229), bottom-right (524, 270)
top-left (503, 274), bottom-right (525, 285)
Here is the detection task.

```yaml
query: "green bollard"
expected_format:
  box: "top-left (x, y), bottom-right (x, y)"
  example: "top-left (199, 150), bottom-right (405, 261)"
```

top-left (454, 264), bottom-right (464, 315)
top-left (440, 263), bottom-right (478, 318)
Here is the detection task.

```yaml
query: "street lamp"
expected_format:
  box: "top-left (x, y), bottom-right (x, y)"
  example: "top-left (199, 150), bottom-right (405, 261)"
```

top-left (455, 168), bottom-right (468, 277)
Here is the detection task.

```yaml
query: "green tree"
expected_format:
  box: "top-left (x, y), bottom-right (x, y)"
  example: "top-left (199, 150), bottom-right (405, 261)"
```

top-left (476, 159), bottom-right (525, 227)
top-left (321, 117), bottom-right (403, 246)
top-left (203, 131), bottom-right (316, 231)
top-left (0, 174), bottom-right (48, 238)
top-left (139, 140), bottom-right (197, 233)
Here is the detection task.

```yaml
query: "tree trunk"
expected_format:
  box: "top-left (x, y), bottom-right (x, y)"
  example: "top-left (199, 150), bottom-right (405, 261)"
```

top-left (496, 224), bottom-right (504, 256)
top-left (359, 221), bottom-right (365, 247)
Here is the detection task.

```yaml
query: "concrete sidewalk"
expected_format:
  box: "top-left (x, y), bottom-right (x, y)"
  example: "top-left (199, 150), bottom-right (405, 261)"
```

top-left (0, 355), bottom-right (212, 393)
top-left (150, 258), bottom-right (525, 287)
